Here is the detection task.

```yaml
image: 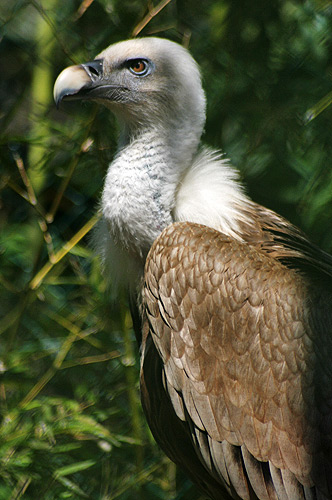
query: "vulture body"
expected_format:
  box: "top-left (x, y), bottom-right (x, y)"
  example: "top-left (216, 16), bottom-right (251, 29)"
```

top-left (54, 38), bottom-right (332, 500)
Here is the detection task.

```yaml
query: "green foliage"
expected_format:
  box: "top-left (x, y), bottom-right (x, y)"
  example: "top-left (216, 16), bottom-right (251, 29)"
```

top-left (1, 0), bottom-right (332, 498)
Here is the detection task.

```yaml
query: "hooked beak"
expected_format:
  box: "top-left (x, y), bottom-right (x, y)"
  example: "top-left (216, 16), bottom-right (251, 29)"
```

top-left (53, 59), bottom-right (104, 108)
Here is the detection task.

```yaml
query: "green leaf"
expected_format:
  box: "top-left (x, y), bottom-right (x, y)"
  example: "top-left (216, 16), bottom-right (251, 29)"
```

top-left (54, 460), bottom-right (96, 478)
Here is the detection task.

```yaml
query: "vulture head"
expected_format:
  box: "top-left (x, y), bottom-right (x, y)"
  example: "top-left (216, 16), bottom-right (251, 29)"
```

top-left (54, 38), bottom-right (206, 164)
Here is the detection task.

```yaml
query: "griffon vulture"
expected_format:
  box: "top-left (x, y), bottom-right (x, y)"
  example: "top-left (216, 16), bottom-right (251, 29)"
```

top-left (54, 37), bottom-right (332, 500)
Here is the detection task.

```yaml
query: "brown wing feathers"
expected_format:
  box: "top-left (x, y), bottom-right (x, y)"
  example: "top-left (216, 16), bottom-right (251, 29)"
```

top-left (142, 221), bottom-right (332, 500)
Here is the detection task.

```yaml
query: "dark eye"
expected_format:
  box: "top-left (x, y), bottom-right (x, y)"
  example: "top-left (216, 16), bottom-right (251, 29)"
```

top-left (128, 59), bottom-right (149, 76)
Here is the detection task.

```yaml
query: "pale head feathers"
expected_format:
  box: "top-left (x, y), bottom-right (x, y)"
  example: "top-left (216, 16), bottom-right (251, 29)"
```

top-left (96, 37), bottom-right (206, 166)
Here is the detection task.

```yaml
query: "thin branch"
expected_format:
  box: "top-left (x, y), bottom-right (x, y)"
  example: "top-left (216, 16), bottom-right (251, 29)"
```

top-left (29, 213), bottom-right (101, 290)
top-left (73, 0), bottom-right (95, 21)
top-left (46, 113), bottom-right (97, 224)
top-left (132, 0), bottom-right (173, 37)
top-left (60, 352), bottom-right (120, 369)
top-left (13, 152), bottom-right (37, 206)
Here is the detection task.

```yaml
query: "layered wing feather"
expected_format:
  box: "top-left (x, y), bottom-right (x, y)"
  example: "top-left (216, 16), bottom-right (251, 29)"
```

top-left (141, 221), bottom-right (332, 500)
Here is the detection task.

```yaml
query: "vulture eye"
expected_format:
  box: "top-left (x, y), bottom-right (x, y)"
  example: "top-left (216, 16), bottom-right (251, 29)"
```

top-left (128, 59), bottom-right (149, 76)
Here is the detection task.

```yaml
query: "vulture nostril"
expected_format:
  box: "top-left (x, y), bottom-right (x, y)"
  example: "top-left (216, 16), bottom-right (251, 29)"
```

top-left (82, 59), bottom-right (104, 80)
top-left (88, 65), bottom-right (99, 77)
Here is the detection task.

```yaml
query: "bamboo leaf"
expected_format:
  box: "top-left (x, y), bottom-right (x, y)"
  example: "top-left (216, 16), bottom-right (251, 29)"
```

top-left (54, 459), bottom-right (96, 478)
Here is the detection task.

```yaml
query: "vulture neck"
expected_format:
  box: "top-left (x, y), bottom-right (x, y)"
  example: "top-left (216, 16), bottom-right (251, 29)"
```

top-left (102, 123), bottom-right (197, 261)
top-left (101, 117), bottom-right (256, 295)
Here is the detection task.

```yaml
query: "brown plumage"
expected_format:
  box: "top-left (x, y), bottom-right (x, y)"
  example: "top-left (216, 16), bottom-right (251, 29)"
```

top-left (53, 37), bottom-right (332, 499)
top-left (142, 220), bottom-right (332, 499)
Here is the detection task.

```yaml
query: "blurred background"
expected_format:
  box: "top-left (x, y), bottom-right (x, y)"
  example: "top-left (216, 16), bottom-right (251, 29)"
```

top-left (1, 0), bottom-right (332, 498)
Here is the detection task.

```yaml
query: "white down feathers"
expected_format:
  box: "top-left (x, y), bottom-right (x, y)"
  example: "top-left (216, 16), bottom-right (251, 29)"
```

top-left (174, 148), bottom-right (251, 241)
top-left (98, 148), bottom-right (252, 294)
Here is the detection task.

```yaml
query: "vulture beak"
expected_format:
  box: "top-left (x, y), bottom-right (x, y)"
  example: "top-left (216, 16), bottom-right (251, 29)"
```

top-left (53, 59), bottom-right (104, 108)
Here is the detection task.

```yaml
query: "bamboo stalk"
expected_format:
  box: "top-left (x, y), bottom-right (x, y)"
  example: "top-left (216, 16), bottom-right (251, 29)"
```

top-left (28, 0), bottom-right (57, 194)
